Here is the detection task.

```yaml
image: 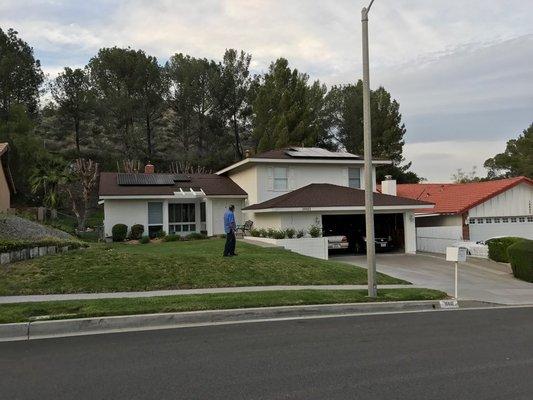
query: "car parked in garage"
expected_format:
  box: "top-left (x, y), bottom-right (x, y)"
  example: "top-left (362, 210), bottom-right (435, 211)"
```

top-left (326, 235), bottom-right (349, 250)
top-left (354, 236), bottom-right (395, 254)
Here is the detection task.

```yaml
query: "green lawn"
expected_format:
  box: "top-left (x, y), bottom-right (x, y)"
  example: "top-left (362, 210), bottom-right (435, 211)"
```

top-left (0, 289), bottom-right (446, 324)
top-left (0, 239), bottom-right (407, 295)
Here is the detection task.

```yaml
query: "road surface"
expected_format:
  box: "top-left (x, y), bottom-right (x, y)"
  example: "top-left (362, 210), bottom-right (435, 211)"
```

top-left (1, 307), bottom-right (533, 399)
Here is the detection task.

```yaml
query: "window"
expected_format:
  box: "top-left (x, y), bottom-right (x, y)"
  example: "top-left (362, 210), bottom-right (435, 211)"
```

top-left (485, 218), bottom-right (492, 224)
top-left (518, 217), bottom-right (526, 223)
top-left (528, 216), bottom-right (533, 222)
top-left (273, 167), bottom-right (288, 191)
top-left (494, 218), bottom-right (500, 223)
top-left (148, 202), bottom-right (163, 237)
top-left (469, 218), bottom-right (476, 224)
top-left (168, 203), bottom-right (196, 234)
top-left (510, 217), bottom-right (517, 223)
top-left (348, 168), bottom-right (361, 189)
top-left (502, 217), bottom-right (509, 223)
top-left (477, 218), bottom-right (484, 224)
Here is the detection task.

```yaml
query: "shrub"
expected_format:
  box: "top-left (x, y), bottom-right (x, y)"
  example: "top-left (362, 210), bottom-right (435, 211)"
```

top-left (308, 224), bottom-right (321, 238)
top-left (507, 239), bottom-right (533, 282)
top-left (258, 228), bottom-right (268, 238)
top-left (139, 236), bottom-right (150, 244)
top-left (487, 237), bottom-right (523, 262)
top-left (250, 229), bottom-right (261, 237)
top-left (130, 224), bottom-right (144, 240)
top-left (285, 228), bottom-right (296, 239)
top-left (272, 229), bottom-right (286, 239)
top-left (112, 224), bottom-right (128, 242)
top-left (266, 228), bottom-right (275, 238)
top-left (155, 230), bottom-right (167, 239)
top-left (219, 234), bottom-right (227, 239)
top-left (185, 232), bottom-right (206, 240)
top-left (296, 229), bottom-right (305, 238)
top-left (162, 234), bottom-right (180, 242)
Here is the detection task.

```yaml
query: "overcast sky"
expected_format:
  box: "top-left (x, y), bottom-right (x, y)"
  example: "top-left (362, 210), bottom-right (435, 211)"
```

top-left (1, 0), bottom-right (532, 181)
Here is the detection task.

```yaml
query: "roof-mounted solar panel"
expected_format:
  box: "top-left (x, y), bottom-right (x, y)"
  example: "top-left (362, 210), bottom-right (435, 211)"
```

top-left (285, 147), bottom-right (360, 159)
top-left (173, 174), bottom-right (191, 182)
top-left (117, 173), bottom-right (176, 186)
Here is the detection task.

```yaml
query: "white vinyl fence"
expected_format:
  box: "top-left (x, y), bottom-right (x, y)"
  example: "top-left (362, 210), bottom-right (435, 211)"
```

top-left (416, 226), bottom-right (463, 254)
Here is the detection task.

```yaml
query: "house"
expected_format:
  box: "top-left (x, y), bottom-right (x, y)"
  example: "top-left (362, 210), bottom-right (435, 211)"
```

top-left (99, 147), bottom-right (433, 253)
top-left (393, 177), bottom-right (533, 253)
top-left (0, 143), bottom-right (16, 211)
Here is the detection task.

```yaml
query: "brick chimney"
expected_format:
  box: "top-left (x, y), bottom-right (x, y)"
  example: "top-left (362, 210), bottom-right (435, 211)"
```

top-left (144, 162), bottom-right (155, 174)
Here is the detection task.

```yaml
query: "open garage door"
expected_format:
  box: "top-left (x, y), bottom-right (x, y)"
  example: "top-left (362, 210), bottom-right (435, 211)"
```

top-left (322, 213), bottom-right (404, 253)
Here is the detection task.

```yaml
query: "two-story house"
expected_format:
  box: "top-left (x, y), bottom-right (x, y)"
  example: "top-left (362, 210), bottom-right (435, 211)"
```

top-left (99, 147), bottom-right (432, 253)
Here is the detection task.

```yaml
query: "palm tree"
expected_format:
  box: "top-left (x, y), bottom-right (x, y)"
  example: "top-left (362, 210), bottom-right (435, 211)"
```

top-left (29, 158), bottom-right (69, 209)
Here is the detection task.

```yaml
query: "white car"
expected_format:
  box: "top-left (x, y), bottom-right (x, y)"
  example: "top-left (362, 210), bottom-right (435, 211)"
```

top-left (327, 235), bottom-right (349, 250)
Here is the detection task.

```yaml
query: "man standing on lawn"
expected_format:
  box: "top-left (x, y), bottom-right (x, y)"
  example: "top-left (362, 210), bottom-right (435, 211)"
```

top-left (223, 205), bottom-right (237, 257)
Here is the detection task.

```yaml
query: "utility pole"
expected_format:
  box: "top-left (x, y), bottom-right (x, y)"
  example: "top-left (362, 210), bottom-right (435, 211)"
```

top-left (362, 0), bottom-right (377, 297)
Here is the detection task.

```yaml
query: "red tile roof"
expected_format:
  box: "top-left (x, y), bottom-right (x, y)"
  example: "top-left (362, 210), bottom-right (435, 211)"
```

top-left (394, 177), bottom-right (533, 215)
top-left (243, 183), bottom-right (433, 211)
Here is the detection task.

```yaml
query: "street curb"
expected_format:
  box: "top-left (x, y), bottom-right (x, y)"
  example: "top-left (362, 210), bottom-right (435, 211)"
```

top-left (0, 300), bottom-right (506, 342)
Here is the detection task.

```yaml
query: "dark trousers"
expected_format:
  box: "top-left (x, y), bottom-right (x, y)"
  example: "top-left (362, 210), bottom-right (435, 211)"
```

top-left (224, 231), bottom-right (236, 256)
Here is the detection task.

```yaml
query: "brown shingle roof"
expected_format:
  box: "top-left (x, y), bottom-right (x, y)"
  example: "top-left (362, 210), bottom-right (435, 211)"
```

top-left (243, 183), bottom-right (433, 210)
top-left (253, 148), bottom-right (363, 160)
top-left (99, 172), bottom-right (247, 197)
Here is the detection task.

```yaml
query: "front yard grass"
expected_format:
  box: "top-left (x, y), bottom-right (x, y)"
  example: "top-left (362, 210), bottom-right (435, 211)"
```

top-left (0, 288), bottom-right (446, 324)
top-left (0, 239), bottom-right (407, 295)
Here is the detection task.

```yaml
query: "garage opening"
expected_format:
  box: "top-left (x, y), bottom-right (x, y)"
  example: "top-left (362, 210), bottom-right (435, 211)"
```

top-left (322, 214), bottom-right (404, 254)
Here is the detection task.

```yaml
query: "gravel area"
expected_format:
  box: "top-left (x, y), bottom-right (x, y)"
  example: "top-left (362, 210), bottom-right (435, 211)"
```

top-left (0, 214), bottom-right (73, 240)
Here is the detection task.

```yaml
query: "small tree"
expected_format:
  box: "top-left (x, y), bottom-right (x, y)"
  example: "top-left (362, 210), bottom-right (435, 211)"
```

top-left (64, 158), bottom-right (99, 231)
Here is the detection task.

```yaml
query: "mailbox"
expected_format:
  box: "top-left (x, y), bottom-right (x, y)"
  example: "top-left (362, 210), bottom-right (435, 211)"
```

top-left (446, 247), bottom-right (467, 262)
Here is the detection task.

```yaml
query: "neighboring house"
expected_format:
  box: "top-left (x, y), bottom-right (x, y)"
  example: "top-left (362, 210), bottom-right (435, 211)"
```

top-left (394, 177), bottom-right (533, 253)
top-left (0, 143), bottom-right (16, 211)
top-left (99, 147), bottom-right (433, 253)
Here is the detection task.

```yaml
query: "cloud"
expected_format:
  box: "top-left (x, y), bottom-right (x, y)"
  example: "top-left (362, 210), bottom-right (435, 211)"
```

top-left (1, 0), bottom-right (532, 181)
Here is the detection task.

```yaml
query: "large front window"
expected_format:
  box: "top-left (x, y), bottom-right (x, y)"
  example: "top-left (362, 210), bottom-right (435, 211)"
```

top-left (273, 167), bottom-right (288, 190)
top-left (169, 203), bottom-right (196, 234)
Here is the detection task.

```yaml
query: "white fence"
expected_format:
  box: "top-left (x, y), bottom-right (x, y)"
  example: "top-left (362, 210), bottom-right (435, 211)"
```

top-left (245, 237), bottom-right (329, 260)
top-left (416, 226), bottom-right (462, 254)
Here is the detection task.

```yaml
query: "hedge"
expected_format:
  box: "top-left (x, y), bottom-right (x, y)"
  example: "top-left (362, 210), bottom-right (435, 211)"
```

top-left (112, 224), bottom-right (128, 242)
top-left (507, 239), bottom-right (533, 282)
top-left (486, 237), bottom-right (523, 263)
top-left (0, 238), bottom-right (88, 253)
top-left (130, 224), bottom-right (144, 240)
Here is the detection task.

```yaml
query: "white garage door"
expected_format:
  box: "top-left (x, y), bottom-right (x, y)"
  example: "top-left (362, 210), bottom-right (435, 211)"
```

top-left (416, 226), bottom-right (463, 254)
top-left (469, 216), bottom-right (533, 242)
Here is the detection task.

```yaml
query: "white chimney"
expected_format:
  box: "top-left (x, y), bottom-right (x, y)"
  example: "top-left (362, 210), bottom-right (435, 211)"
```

top-left (381, 175), bottom-right (397, 196)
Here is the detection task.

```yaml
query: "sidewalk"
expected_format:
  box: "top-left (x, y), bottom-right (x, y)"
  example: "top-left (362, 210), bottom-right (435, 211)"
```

top-left (0, 284), bottom-right (416, 304)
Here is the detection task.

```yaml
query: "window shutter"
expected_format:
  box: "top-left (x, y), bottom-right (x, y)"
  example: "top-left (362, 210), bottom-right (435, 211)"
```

top-left (267, 167), bottom-right (273, 191)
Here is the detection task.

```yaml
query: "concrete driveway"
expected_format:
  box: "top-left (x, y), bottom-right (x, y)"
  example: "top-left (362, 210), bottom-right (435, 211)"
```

top-left (333, 252), bottom-right (533, 305)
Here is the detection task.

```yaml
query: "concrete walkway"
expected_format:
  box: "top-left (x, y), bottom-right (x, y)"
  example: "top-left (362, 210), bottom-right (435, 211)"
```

top-left (334, 252), bottom-right (533, 305)
top-left (0, 284), bottom-right (416, 304)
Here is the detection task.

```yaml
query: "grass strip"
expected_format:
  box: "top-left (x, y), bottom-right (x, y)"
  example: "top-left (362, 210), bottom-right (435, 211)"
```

top-left (0, 288), bottom-right (446, 324)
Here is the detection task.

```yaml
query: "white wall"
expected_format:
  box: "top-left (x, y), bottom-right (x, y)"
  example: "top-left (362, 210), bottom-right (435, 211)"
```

top-left (403, 211), bottom-right (417, 254)
top-left (104, 200), bottom-right (149, 236)
top-left (252, 213), bottom-right (282, 230)
top-left (207, 198), bottom-right (245, 236)
top-left (227, 166), bottom-right (258, 205)
top-left (468, 182), bottom-right (533, 217)
top-left (470, 221), bottom-right (533, 242)
top-left (246, 236), bottom-right (329, 260)
top-left (280, 212), bottom-right (322, 232)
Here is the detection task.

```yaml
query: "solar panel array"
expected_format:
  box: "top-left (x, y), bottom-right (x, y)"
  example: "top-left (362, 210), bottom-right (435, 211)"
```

top-left (285, 147), bottom-right (360, 159)
top-left (117, 173), bottom-right (190, 186)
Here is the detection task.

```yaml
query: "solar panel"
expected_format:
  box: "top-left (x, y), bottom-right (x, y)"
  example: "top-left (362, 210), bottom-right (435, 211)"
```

top-left (285, 147), bottom-right (360, 159)
top-left (117, 173), bottom-right (190, 186)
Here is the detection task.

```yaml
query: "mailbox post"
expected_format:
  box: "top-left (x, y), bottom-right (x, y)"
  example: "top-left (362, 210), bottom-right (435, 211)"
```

top-left (446, 247), bottom-right (467, 299)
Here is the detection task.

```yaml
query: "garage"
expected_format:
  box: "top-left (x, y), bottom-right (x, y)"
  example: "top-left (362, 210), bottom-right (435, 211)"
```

top-left (322, 213), bottom-right (404, 254)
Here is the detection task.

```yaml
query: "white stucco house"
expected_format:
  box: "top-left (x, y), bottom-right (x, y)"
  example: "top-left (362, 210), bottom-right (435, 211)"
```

top-left (99, 147), bottom-right (432, 254)
top-left (392, 177), bottom-right (533, 254)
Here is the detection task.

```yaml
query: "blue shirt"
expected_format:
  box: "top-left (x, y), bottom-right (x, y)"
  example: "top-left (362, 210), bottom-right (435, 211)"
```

top-left (224, 210), bottom-right (236, 234)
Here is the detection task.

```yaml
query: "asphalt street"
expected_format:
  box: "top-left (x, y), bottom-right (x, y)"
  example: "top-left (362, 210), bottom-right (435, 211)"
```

top-left (1, 307), bottom-right (533, 399)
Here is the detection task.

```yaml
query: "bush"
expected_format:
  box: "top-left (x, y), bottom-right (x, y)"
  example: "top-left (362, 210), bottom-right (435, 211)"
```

top-left (112, 224), bottom-right (128, 242)
top-left (0, 238), bottom-right (87, 253)
top-left (285, 228), bottom-right (295, 239)
top-left (162, 234), bottom-right (180, 242)
top-left (130, 224), bottom-right (144, 240)
top-left (487, 237), bottom-right (523, 262)
top-left (258, 228), bottom-right (268, 238)
top-left (266, 228), bottom-right (275, 238)
top-left (308, 225), bottom-right (321, 238)
top-left (507, 239), bottom-right (533, 282)
top-left (139, 236), bottom-right (150, 244)
top-left (155, 230), bottom-right (167, 239)
top-left (250, 229), bottom-right (261, 237)
top-left (272, 230), bottom-right (286, 239)
top-left (296, 229), bottom-right (305, 238)
top-left (185, 232), bottom-right (207, 240)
